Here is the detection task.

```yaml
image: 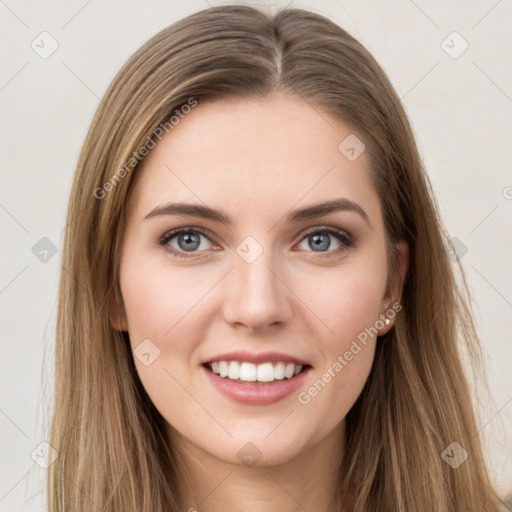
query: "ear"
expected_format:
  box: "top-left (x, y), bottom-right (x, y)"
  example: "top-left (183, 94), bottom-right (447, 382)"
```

top-left (378, 240), bottom-right (409, 335)
top-left (109, 287), bottom-right (128, 332)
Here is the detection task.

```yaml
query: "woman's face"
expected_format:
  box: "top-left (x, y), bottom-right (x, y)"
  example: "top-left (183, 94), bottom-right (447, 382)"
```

top-left (115, 92), bottom-right (403, 467)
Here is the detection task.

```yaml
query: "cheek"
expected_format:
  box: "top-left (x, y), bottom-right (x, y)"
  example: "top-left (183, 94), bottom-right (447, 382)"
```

top-left (119, 256), bottom-right (207, 344)
top-left (295, 278), bottom-right (379, 435)
top-left (293, 253), bottom-right (387, 345)
top-left (118, 254), bottom-right (218, 401)
top-left (118, 257), bottom-right (209, 414)
top-left (291, 253), bottom-right (386, 418)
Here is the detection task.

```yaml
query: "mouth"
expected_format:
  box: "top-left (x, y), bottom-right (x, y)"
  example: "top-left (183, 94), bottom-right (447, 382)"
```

top-left (202, 360), bottom-right (311, 384)
top-left (200, 351), bottom-right (313, 405)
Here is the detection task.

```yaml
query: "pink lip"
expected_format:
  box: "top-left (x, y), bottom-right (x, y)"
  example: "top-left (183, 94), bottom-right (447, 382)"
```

top-left (201, 364), bottom-right (311, 406)
top-left (202, 351), bottom-right (310, 366)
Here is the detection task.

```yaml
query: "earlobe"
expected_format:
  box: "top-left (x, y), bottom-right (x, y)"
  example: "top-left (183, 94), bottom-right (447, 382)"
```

top-left (379, 240), bottom-right (409, 335)
top-left (109, 288), bottom-right (129, 332)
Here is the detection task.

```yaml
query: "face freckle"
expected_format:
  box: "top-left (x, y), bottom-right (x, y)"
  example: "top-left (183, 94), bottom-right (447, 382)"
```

top-left (116, 91), bottom-right (396, 468)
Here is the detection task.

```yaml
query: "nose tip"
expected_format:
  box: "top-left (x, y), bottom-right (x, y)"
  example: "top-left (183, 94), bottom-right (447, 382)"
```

top-left (222, 257), bottom-right (292, 332)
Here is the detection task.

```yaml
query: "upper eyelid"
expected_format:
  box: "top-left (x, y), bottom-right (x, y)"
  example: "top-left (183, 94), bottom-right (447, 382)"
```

top-left (300, 225), bottom-right (351, 238)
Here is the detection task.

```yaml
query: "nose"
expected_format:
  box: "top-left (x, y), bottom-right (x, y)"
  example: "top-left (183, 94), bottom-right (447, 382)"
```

top-left (222, 248), bottom-right (293, 333)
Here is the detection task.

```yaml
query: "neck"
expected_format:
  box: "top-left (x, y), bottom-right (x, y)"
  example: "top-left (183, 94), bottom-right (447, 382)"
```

top-left (168, 423), bottom-right (346, 512)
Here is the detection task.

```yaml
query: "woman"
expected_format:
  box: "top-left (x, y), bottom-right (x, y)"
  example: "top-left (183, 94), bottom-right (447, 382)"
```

top-left (47, 4), bottom-right (504, 511)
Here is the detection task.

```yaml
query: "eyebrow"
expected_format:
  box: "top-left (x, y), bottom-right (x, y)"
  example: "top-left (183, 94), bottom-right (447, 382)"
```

top-left (144, 198), bottom-right (371, 228)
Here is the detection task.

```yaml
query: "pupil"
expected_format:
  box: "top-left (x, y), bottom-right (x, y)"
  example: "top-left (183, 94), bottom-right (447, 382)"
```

top-left (179, 233), bottom-right (200, 251)
top-left (310, 233), bottom-right (330, 252)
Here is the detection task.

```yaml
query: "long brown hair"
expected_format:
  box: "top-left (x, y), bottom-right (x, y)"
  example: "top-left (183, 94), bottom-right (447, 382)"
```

top-left (47, 5), bottom-right (503, 510)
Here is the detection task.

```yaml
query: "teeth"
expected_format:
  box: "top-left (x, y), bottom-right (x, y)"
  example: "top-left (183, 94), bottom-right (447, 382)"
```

top-left (219, 361), bottom-right (229, 378)
top-left (257, 362), bottom-right (274, 382)
top-left (208, 361), bottom-right (304, 382)
top-left (240, 361), bottom-right (257, 382)
top-left (274, 362), bottom-right (285, 380)
top-left (228, 361), bottom-right (240, 380)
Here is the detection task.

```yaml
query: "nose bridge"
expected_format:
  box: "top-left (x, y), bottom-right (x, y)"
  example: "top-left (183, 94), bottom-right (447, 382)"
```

top-left (222, 238), bottom-right (292, 330)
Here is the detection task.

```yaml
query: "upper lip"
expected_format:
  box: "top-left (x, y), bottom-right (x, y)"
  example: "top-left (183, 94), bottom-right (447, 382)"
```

top-left (202, 351), bottom-right (311, 366)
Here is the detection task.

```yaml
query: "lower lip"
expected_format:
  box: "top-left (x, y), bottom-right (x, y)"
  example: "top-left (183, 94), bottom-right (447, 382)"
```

top-left (202, 365), bottom-right (311, 406)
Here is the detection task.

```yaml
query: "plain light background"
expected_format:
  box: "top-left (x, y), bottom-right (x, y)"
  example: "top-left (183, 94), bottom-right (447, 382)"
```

top-left (1, 0), bottom-right (511, 509)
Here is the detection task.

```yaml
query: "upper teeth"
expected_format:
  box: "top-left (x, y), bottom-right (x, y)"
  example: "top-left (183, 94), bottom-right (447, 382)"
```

top-left (210, 361), bottom-right (304, 382)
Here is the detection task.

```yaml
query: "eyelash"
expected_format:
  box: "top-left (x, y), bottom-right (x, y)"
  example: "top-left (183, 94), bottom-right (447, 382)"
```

top-left (157, 226), bottom-right (354, 260)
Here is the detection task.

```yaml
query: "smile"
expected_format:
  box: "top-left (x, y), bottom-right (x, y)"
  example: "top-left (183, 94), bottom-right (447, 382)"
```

top-left (207, 361), bottom-right (307, 383)
top-left (202, 361), bottom-right (311, 405)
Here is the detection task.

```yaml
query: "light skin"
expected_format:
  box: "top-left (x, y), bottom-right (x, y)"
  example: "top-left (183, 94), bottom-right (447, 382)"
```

top-left (112, 92), bottom-right (408, 511)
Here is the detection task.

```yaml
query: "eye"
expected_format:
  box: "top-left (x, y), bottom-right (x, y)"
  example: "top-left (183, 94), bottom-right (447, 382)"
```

top-left (296, 227), bottom-right (353, 257)
top-left (158, 227), bottom-right (215, 258)
top-left (158, 226), bottom-right (353, 259)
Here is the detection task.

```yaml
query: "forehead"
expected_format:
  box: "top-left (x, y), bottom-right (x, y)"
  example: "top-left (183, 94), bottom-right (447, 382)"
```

top-left (127, 92), bottom-right (381, 225)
